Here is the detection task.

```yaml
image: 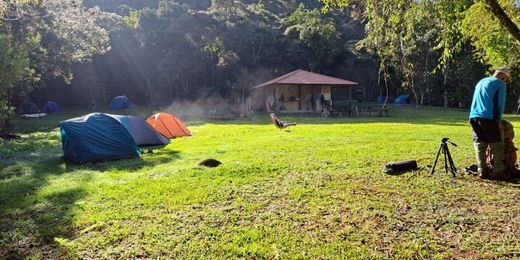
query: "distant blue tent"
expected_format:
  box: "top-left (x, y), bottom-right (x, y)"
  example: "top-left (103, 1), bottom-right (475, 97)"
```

top-left (19, 101), bottom-right (39, 114)
top-left (42, 101), bottom-right (61, 113)
top-left (60, 113), bottom-right (170, 164)
top-left (109, 95), bottom-right (133, 109)
top-left (394, 95), bottom-right (415, 106)
top-left (377, 95), bottom-right (394, 103)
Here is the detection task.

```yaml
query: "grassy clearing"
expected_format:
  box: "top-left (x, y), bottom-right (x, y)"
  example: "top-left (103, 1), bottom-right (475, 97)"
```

top-left (1, 104), bottom-right (520, 259)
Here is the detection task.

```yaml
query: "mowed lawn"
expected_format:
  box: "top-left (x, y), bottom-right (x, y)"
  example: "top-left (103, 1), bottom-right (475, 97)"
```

top-left (1, 104), bottom-right (520, 259)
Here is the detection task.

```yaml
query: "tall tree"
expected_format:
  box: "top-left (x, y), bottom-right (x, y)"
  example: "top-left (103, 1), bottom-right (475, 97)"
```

top-left (0, 34), bottom-right (35, 133)
top-left (283, 3), bottom-right (343, 72)
top-left (319, 0), bottom-right (520, 69)
top-left (462, 0), bottom-right (520, 66)
top-left (319, 0), bottom-right (520, 107)
top-left (0, 0), bottom-right (110, 132)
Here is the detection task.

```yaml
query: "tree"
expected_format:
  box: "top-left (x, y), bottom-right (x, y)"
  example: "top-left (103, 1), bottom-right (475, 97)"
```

top-left (319, 0), bottom-right (520, 69)
top-left (0, 34), bottom-right (35, 133)
top-left (283, 3), bottom-right (343, 72)
top-left (0, 0), bottom-right (110, 132)
top-left (481, 0), bottom-right (520, 48)
top-left (319, 0), bottom-right (520, 107)
top-left (462, 0), bottom-right (520, 66)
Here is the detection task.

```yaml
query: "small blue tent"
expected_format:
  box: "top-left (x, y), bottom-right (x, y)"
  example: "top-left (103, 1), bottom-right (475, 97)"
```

top-left (42, 101), bottom-right (61, 113)
top-left (20, 101), bottom-right (39, 114)
top-left (377, 95), bottom-right (394, 103)
top-left (110, 96), bottom-right (133, 109)
top-left (394, 95), bottom-right (415, 106)
top-left (60, 113), bottom-right (170, 164)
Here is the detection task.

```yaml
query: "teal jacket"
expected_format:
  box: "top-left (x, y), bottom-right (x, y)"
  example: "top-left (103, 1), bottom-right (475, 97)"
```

top-left (469, 76), bottom-right (506, 120)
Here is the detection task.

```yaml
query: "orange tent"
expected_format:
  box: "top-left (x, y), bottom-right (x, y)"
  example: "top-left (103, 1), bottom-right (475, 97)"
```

top-left (146, 112), bottom-right (191, 138)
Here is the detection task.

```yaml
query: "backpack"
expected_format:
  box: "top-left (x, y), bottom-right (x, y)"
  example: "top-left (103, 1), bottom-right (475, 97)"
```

top-left (486, 139), bottom-right (519, 178)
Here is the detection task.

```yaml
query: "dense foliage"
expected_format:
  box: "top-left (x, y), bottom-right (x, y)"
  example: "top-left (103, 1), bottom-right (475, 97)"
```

top-left (0, 0), bottom-right (109, 133)
top-left (1, 0), bottom-right (520, 133)
top-left (319, 0), bottom-right (520, 107)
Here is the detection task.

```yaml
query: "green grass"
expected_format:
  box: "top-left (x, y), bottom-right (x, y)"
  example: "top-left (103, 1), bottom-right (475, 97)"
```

top-left (2, 104), bottom-right (520, 259)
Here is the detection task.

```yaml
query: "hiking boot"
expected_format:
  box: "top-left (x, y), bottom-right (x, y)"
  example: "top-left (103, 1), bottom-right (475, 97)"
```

top-left (478, 171), bottom-right (492, 179)
top-left (489, 172), bottom-right (512, 181)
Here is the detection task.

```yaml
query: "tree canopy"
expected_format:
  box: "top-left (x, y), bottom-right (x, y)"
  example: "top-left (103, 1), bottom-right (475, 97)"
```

top-left (318, 0), bottom-right (520, 106)
top-left (0, 0), bottom-right (109, 133)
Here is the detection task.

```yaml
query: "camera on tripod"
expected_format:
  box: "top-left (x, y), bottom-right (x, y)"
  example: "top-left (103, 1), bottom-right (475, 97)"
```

top-left (441, 137), bottom-right (457, 146)
top-left (431, 137), bottom-right (457, 177)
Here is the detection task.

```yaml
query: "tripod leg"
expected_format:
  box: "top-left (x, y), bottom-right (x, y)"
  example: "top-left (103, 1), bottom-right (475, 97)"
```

top-left (443, 146), bottom-right (449, 174)
top-left (445, 146), bottom-right (457, 177)
top-left (431, 145), bottom-right (443, 174)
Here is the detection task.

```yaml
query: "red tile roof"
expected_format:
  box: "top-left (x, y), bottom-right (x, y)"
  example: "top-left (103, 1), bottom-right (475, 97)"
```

top-left (250, 69), bottom-right (358, 89)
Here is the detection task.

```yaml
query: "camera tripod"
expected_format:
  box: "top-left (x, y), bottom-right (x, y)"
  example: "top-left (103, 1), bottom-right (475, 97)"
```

top-left (431, 137), bottom-right (457, 177)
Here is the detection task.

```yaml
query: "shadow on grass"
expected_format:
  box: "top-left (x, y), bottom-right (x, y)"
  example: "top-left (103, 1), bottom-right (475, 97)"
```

top-left (0, 148), bottom-right (181, 259)
top-left (0, 155), bottom-right (88, 258)
top-left (67, 149), bottom-right (182, 172)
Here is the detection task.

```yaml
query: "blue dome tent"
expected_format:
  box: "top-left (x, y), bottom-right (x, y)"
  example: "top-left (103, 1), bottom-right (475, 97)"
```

top-left (60, 113), bottom-right (170, 164)
top-left (394, 95), bottom-right (415, 106)
top-left (42, 101), bottom-right (61, 113)
top-left (19, 101), bottom-right (39, 114)
top-left (110, 95), bottom-right (133, 109)
top-left (377, 95), bottom-right (394, 103)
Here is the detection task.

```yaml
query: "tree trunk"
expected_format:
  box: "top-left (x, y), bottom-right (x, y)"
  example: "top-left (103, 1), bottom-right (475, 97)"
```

top-left (1, 117), bottom-right (10, 134)
top-left (443, 59), bottom-right (450, 107)
top-left (253, 45), bottom-right (262, 66)
top-left (147, 77), bottom-right (153, 100)
top-left (483, 0), bottom-right (520, 48)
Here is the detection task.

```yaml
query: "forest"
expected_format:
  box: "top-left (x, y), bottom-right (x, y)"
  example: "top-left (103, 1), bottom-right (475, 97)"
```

top-left (0, 0), bottom-right (519, 133)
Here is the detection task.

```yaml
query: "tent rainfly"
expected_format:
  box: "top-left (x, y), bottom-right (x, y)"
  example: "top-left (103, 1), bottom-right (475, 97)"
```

top-left (394, 95), bottom-right (415, 106)
top-left (20, 101), bottom-right (39, 114)
top-left (60, 113), bottom-right (170, 164)
top-left (146, 112), bottom-right (192, 138)
top-left (110, 95), bottom-right (133, 109)
top-left (42, 101), bottom-right (62, 113)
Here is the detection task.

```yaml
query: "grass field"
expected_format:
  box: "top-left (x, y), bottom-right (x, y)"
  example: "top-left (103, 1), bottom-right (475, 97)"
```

top-left (1, 104), bottom-right (520, 259)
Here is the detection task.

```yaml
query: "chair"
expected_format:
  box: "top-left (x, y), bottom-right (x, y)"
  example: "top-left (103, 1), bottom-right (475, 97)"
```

top-left (350, 105), bottom-right (359, 117)
top-left (321, 103), bottom-right (330, 117)
top-left (270, 113), bottom-right (297, 130)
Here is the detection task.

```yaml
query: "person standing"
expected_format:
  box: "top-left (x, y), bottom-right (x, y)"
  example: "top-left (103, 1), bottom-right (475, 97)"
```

top-left (279, 94), bottom-right (285, 110)
top-left (320, 94), bottom-right (327, 107)
top-left (469, 67), bottom-right (511, 179)
top-left (308, 94), bottom-right (315, 111)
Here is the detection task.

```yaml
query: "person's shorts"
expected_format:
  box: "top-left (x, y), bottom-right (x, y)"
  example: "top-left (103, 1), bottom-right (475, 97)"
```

top-left (469, 118), bottom-right (502, 143)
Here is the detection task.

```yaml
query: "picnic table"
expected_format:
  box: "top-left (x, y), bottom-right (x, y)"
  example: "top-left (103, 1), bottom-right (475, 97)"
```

top-left (328, 105), bottom-right (348, 117)
top-left (327, 105), bottom-right (389, 117)
top-left (328, 105), bottom-right (360, 117)
top-left (357, 106), bottom-right (389, 117)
